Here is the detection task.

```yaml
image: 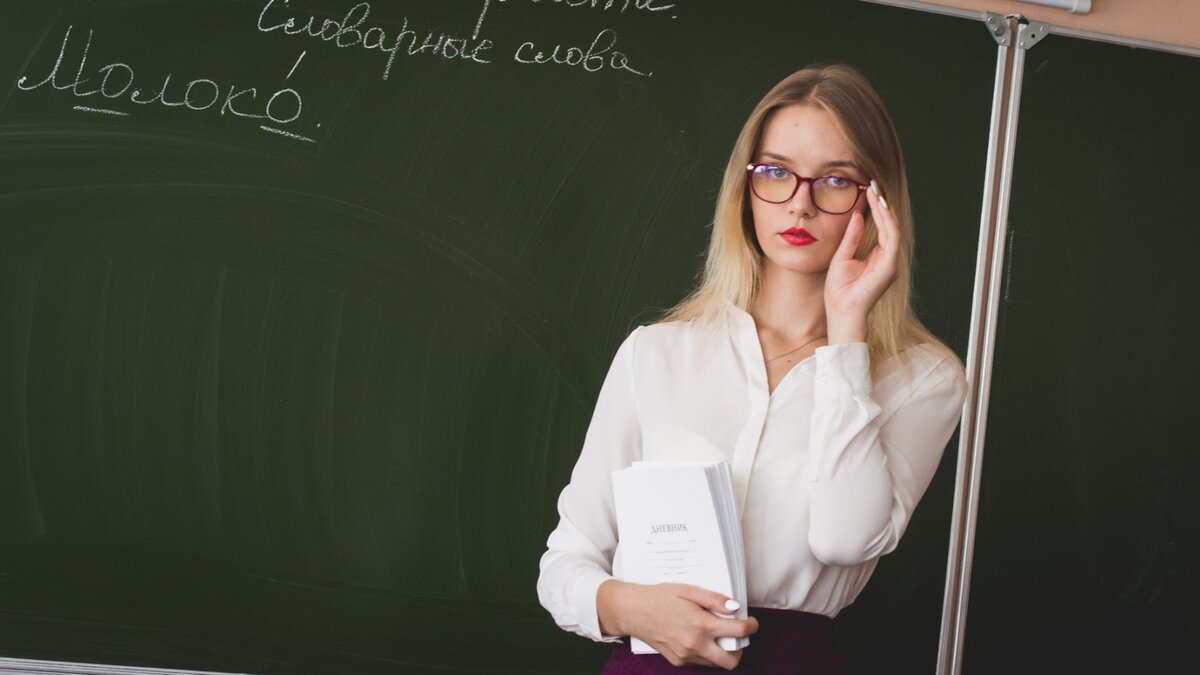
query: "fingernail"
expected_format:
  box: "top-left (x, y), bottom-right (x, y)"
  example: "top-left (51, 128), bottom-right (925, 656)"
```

top-left (879, 195), bottom-right (889, 210)
top-left (870, 179), bottom-right (880, 196)
top-left (724, 599), bottom-right (740, 611)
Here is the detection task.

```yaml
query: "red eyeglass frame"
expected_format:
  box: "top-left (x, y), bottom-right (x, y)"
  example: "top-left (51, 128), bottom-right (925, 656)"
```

top-left (746, 163), bottom-right (869, 215)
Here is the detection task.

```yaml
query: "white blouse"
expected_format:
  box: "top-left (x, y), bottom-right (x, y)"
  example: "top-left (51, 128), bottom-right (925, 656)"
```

top-left (537, 302), bottom-right (966, 642)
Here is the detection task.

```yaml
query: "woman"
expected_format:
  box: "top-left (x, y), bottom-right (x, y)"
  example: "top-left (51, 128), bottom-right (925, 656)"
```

top-left (537, 64), bottom-right (966, 673)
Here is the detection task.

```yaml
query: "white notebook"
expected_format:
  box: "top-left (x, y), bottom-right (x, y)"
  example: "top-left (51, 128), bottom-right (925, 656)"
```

top-left (611, 461), bottom-right (749, 654)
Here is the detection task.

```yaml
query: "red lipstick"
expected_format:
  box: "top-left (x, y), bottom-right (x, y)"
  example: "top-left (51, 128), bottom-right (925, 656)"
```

top-left (780, 227), bottom-right (817, 247)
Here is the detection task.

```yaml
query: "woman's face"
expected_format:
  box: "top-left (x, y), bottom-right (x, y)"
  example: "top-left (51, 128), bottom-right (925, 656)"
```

top-left (749, 104), bottom-right (869, 278)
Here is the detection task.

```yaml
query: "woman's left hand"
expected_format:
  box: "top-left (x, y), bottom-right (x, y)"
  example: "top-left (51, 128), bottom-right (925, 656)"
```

top-left (823, 184), bottom-right (899, 343)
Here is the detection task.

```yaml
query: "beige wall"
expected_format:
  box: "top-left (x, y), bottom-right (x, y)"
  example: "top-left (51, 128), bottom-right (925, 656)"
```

top-left (913, 0), bottom-right (1200, 51)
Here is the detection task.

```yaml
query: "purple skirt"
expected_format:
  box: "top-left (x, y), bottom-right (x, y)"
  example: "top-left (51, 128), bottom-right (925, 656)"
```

top-left (600, 608), bottom-right (850, 674)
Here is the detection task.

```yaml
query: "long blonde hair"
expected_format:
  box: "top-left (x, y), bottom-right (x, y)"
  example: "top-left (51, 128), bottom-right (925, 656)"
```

top-left (662, 64), bottom-right (956, 374)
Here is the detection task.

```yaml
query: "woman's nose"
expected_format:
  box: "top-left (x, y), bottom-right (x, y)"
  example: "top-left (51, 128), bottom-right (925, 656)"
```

top-left (787, 179), bottom-right (817, 216)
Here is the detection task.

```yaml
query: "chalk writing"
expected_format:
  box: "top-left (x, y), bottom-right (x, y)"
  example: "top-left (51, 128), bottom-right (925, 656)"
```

top-left (514, 28), bottom-right (650, 77)
top-left (257, 0), bottom-right (664, 81)
top-left (477, 0), bottom-right (680, 29)
top-left (17, 25), bottom-right (315, 142)
top-left (14, 0), bottom-right (684, 143)
top-left (258, 0), bottom-right (494, 80)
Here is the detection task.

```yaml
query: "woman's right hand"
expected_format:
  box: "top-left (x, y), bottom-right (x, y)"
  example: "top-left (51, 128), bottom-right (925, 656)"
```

top-left (596, 579), bottom-right (759, 670)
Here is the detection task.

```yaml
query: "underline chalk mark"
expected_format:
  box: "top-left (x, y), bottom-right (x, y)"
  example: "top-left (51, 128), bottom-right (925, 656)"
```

top-left (260, 125), bottom-right (315, 143)
top-left (74, 105), bottom-right (130, 116)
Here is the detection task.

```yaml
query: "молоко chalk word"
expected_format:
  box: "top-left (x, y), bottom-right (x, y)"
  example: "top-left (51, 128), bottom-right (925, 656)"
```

top-left (17, 25), bottom-right (316, 142)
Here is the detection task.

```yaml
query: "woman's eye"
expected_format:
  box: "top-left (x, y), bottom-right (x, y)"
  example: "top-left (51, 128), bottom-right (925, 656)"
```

top-left (767, 167), bottom-right (791, 180)
top-left (822, 176), bottom-right (851, 188)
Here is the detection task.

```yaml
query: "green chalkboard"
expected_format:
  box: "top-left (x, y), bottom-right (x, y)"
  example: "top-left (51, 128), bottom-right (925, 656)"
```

top-left (965, 36), bottom-right (1200, 675)
top-left (0, 1), bottom-right (990, 673)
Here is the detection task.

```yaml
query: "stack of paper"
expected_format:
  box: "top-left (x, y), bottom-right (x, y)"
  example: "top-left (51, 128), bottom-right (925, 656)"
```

top-left (611, 461), bottom-right (748, 654)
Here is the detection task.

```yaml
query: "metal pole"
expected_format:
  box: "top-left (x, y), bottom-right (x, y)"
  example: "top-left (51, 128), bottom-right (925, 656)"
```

top-left (937, 15), bottom-right (1042, 675)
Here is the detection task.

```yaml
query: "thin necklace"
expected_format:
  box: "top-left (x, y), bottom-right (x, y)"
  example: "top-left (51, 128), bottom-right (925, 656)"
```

top-left (765, 335), bottom-right (827, 363)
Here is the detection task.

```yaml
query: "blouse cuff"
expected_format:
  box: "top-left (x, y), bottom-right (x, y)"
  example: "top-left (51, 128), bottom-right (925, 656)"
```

top-left (814, 343), bottom-right (872, 397)
top-left (575, 568), bottom-right (623, 643)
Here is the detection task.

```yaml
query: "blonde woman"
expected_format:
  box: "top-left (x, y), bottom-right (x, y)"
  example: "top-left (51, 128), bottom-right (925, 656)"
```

top-left (538, 65), bottom-right (966, 674)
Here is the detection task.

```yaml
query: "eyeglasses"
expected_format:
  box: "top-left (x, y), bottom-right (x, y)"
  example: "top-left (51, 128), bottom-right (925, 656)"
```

top-left (746, 163), bottom-right (869, 215)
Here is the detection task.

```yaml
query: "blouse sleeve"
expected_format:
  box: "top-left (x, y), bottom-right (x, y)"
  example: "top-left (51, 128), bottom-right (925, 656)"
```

top-left (536, 327), bottom-right (643, 642)
top-left (805, 342), bottom-right (966, 567)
